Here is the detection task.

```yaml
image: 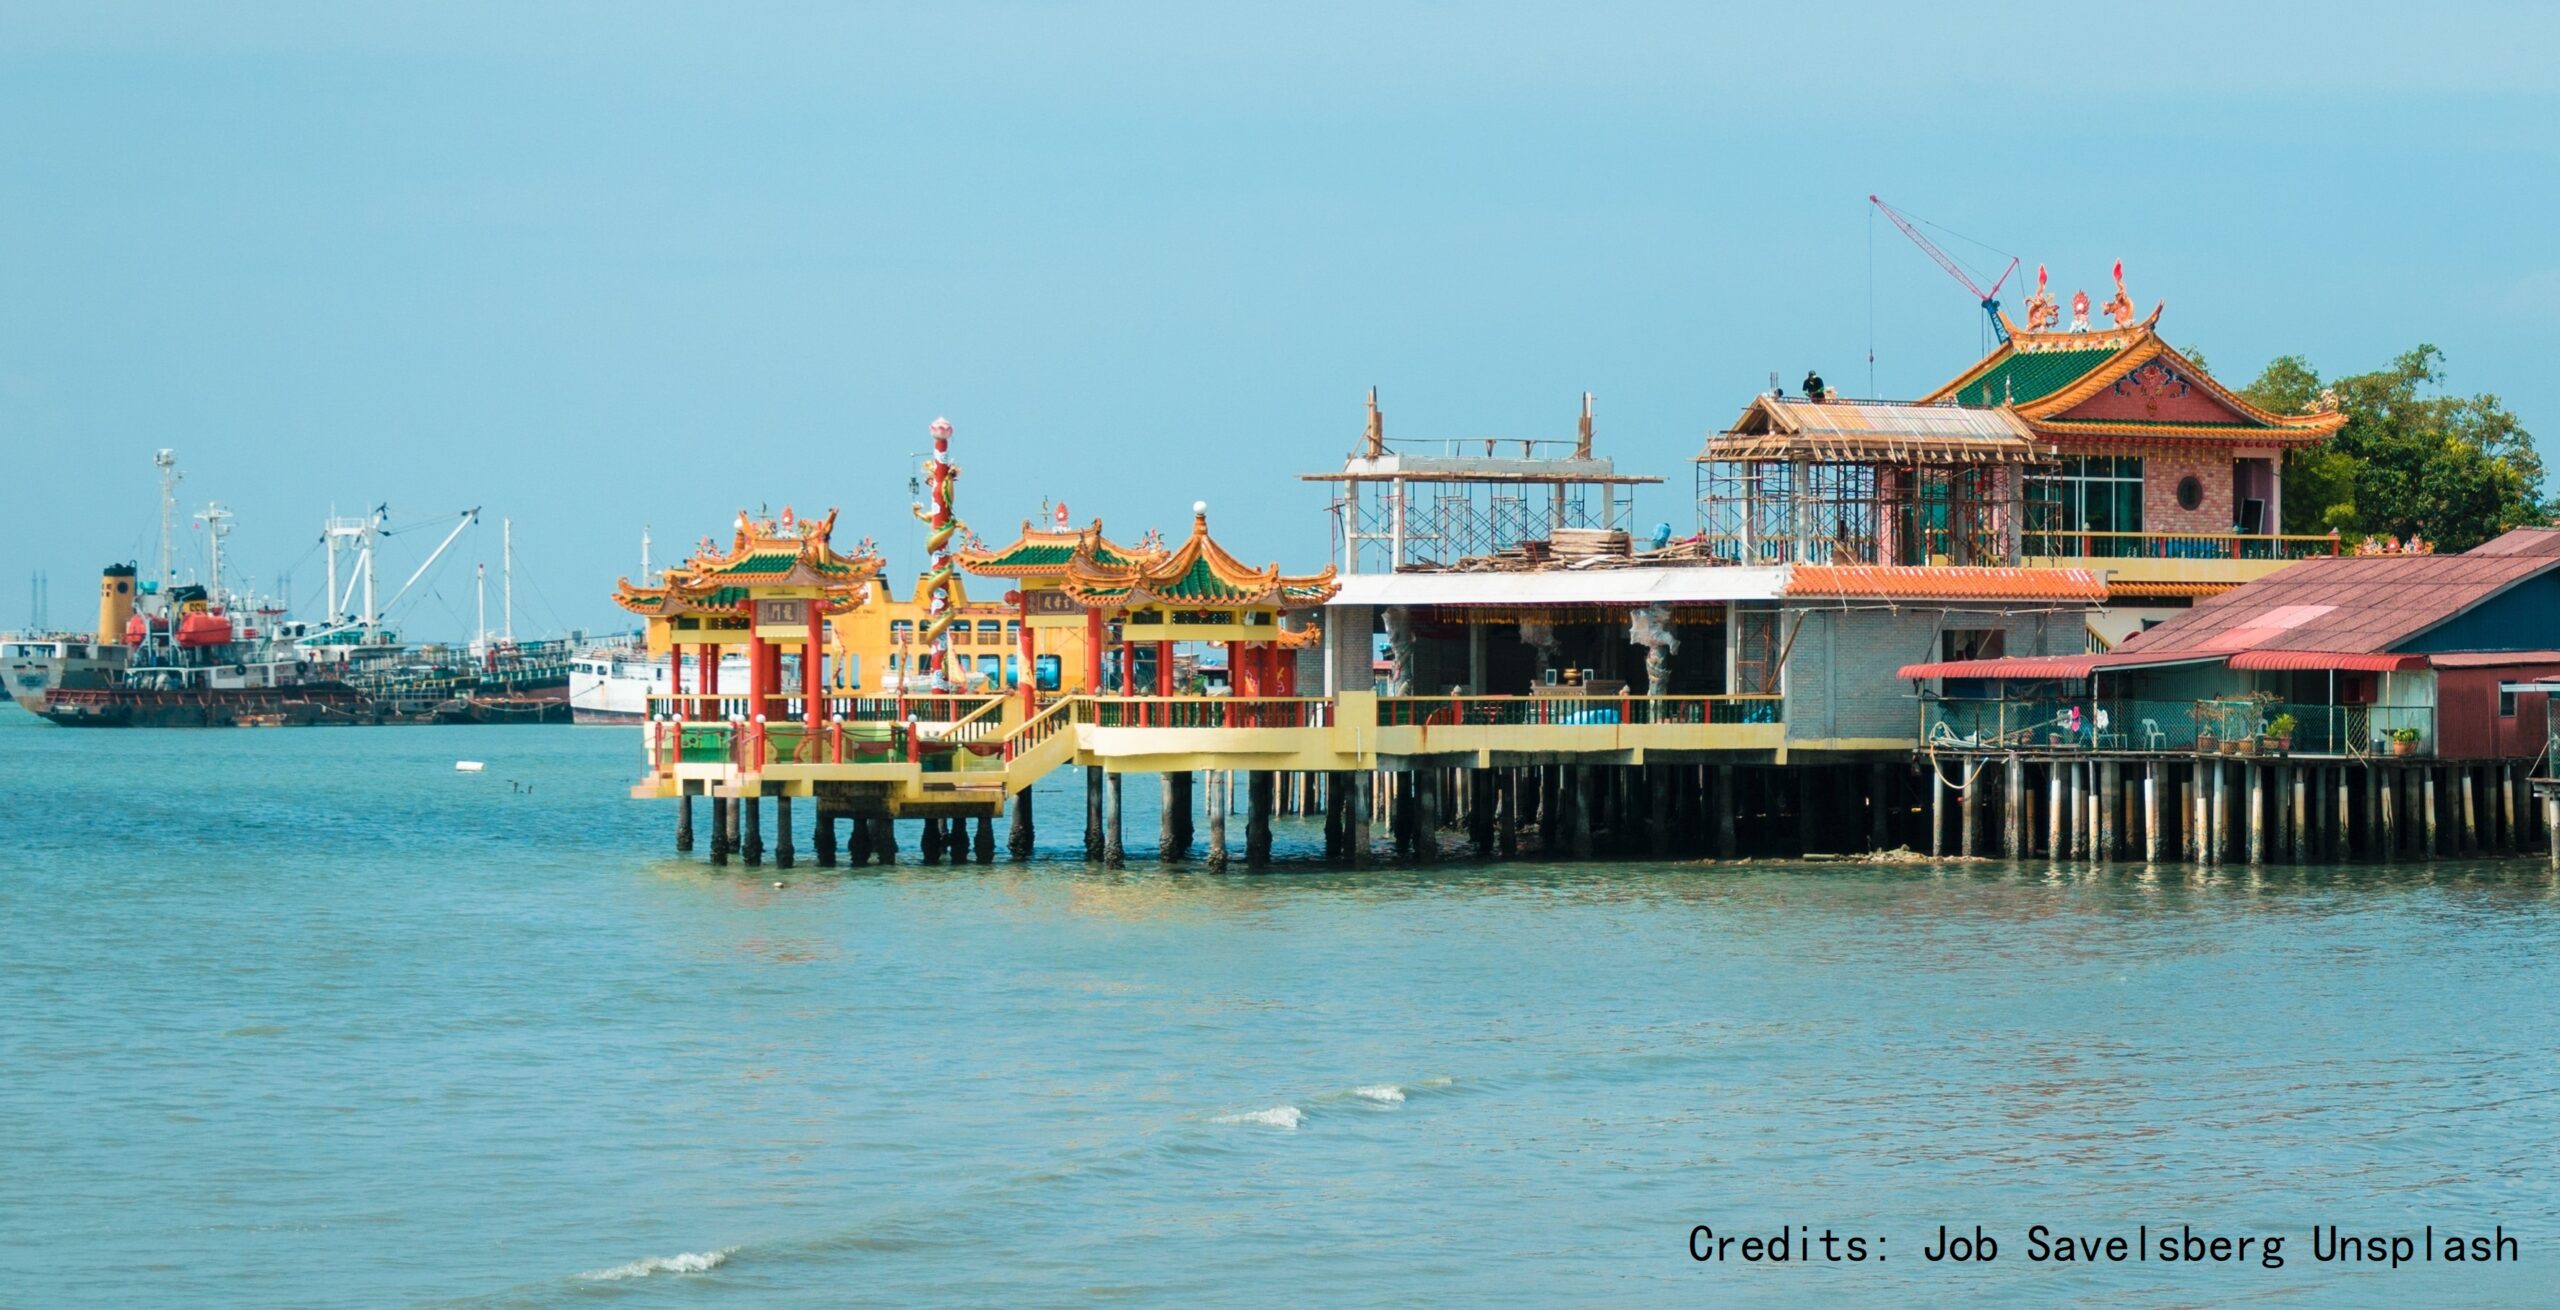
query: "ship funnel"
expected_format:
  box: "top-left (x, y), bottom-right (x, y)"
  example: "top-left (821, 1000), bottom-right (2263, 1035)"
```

top-left (97, 563), bottom-right (137, 645)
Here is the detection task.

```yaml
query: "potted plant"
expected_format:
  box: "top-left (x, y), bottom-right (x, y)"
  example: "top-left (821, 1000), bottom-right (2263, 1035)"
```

top-left (2388, 725), bottom-right (2422, 757)
top-left (2194, 728), bottom-right (2218, 755)
top-left (2233, 733), bottom-right (2258, 756)
top-left (2265, 712), bottom-right (2297, 754)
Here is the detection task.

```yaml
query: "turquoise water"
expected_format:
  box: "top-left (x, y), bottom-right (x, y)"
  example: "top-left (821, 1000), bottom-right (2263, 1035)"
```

top-left (3, 710), bottom-right (2556, 1308)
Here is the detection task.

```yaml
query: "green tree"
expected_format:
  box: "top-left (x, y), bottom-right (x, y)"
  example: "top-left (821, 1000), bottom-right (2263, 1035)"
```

top-left (2246, 345), bottom-right (2547, 550)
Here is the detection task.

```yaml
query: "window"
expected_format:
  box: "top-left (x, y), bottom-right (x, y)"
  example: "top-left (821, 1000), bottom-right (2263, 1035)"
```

top-left (2028, 456), bottom-right (2145, 537)
top-left (1004, 621), bottom-right (1021, 645)
top-left (2501, 689), bottom-right (2518, 718)
top-left (889, 620), bottom-right (915, 643)
top-left (2175, 476), bottom-right (2204, 511)
top-left (1035, 653), bottom-right (1061, 691)
top-left (1943, 628), bottom-right (2006, 662)
top-left (977, 620), bottom-right (1003, 641)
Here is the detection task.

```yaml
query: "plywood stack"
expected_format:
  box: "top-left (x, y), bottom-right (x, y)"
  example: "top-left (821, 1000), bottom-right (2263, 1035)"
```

top-left (1549, 528), bottom-right (1631, 561)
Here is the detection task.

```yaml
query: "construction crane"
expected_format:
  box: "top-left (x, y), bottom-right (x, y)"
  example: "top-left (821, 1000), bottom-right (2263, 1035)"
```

top-left (1870, 194), bottom-right (2019, 343)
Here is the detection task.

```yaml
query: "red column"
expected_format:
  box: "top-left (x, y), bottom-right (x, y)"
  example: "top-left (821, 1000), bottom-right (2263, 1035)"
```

top-left (805, 602), bottom-right (825, 736)
top-left (749, 634), bottom-right (768, 722)
top-left (1019, 591), bottom-right (1037, 718)
top-left (1119, 640), bottom-right (1134, 698)
top-left (668, 641), bottom-right (684, 722)
top-left (702, 643), bottom-right (719, 715)
top-left (1084, 608), bottom-right (1104, 694)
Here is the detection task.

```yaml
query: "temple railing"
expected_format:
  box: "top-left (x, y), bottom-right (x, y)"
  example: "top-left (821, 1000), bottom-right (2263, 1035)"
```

top-left (1076, 696), bottom-right (1335, 729)
top-left (1378, 694), bottom-right (1781, 727)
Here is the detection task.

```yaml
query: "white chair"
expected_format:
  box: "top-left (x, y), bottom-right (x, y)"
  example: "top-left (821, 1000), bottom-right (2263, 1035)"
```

top-left (2139, 718), bottom-right (2168, 750)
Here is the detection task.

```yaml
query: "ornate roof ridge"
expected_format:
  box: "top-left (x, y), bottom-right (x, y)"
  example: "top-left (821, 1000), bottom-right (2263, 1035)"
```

top-left (1059, 505), bottom-right (1338, 609)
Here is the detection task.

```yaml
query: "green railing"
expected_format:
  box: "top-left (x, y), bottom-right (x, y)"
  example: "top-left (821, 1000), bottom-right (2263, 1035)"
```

top-left (1922, 698), bottom-right (2436, 756)
top-left (1377, 694), bottom-right (1782, 728)
top-left (2019, 530), bottom-right (2341, 561)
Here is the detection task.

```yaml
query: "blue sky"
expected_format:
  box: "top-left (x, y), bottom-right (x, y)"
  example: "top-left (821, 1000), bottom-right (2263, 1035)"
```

top-left (3, 2), bottom-right (2554, 639)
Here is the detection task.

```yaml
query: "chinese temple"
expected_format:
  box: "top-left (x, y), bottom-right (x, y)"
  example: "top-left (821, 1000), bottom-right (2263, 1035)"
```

top-left (613, 506), bottom-right (879, 733)
top-left (959, 510), bottom-right (1150, 710)
top-left (1057, 503), bottom-right (1337, 702)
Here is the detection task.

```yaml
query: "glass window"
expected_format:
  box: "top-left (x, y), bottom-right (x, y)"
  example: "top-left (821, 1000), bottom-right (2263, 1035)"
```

top-left (2027, 457), bottom-right (2146, 543)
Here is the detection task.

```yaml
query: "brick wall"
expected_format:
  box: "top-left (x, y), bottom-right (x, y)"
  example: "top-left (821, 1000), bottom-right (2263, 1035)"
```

top-left (2139, 449), bottom-right (2233, 534)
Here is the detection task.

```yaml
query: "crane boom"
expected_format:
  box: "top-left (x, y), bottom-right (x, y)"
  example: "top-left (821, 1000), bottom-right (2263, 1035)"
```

top-left (1870, 194), bottom-right (2019, 342)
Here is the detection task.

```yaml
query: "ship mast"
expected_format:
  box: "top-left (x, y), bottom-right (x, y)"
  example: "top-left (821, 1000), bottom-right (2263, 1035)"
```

top-left (502, 517), bottom-right (514, 643)
top-left (475, 561), bottom-right (487, 653)
top-left (195, 501), bottom-right (234, 605)
top-left (154, 450), bottom-right (181, 608)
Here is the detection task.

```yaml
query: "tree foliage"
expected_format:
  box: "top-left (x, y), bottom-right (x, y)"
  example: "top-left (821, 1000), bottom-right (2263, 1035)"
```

top-left (2245, 346), bottom-right (2547, 551)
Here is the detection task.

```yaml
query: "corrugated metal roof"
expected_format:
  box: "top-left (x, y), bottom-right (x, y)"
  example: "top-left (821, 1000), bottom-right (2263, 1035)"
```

top-left (2111, 552), bottom-right (2560, 655)
top-left (2225, 651), bottom-right (2426, 671)
top-left (1788, 565), bottom-right (2108, 602)
top-left (2425, 650), bottom-right (2560, 668)
top-left (1895, 650), bottom-right (2223, 680)
top-left (1328, 567), bottom-right (1789, 608)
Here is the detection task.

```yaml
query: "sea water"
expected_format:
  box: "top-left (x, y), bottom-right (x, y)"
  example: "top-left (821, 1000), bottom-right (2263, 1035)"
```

top-left (3, 709), bottom-right (2556, 1307)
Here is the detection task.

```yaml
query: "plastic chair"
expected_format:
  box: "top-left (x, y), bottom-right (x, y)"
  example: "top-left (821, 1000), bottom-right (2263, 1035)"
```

top-left (2139, 718), bottom-right (2168, 750)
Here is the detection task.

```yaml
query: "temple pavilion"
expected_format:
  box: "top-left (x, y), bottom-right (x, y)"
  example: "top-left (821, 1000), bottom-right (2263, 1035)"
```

top-left (1056, 503), bottom-right (1337, 709)
top-left (613, 507), bottom-right (878, 744)
top-left (958, 512), bottom-right (1150, 711)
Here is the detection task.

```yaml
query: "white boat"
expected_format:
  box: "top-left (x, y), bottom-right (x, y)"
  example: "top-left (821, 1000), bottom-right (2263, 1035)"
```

top-left (569, 647), bottom-right (752, 725)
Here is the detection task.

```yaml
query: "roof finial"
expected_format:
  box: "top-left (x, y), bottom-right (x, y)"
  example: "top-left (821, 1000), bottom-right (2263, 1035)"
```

top-left (2100, 260), bottom-right (2135, 329)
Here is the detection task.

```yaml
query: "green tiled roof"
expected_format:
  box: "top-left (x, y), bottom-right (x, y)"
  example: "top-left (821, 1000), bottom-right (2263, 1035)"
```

top-left (703, 550), bottom-right (853, 578)
top-left (1155, 556), bottom-right (1255, 602)
top-left (973, 542), bottom-right (1076, 570)
top-left (1950, 347), bottom-right (2118, 408)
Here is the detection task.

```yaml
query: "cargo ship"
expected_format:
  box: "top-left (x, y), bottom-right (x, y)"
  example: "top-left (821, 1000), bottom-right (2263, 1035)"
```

top-left (4, 452), bottom-right (575, 727)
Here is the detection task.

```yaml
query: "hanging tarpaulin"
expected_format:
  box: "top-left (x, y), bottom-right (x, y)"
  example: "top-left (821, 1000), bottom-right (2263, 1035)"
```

top-left (1629, 603), bottom-right (1680, 696)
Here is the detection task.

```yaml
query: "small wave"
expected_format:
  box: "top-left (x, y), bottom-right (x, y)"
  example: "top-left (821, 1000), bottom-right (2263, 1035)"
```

top-left (1214, 1105), bottom-right (1303, 1129)
top-left (1353, 1084), bottom-right (1405, 1104)
top-left (578, 1248), bottom-right (734, 1281)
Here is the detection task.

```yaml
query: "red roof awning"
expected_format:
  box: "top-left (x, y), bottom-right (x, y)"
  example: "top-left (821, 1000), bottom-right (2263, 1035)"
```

top-left (2424, 650), bottom-right (2560, 668)
top-left (1897, 654), bottom-right (2107, 679)
top-left (2226, 651), bottom-right (2425, 672)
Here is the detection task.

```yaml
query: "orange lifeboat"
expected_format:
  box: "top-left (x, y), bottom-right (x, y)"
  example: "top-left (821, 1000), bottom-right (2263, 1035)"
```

top-left (175, 611), bottom-right (235, 648)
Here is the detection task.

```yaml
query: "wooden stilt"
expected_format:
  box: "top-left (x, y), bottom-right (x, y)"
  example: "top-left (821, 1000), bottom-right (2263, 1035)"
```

top-left (1084, 766), bottom-right (1104, 859)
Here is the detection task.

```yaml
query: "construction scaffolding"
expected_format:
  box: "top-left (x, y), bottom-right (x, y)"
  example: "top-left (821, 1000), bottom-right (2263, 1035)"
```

top-left (1303, 392), bottom-right (1661, 573)
top-left (1695, 396), bottom-right (2042, 566)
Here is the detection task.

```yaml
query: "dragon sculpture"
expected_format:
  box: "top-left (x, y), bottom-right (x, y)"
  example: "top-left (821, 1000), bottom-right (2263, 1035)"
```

top-left (911, 417), bottom-right (968, 689)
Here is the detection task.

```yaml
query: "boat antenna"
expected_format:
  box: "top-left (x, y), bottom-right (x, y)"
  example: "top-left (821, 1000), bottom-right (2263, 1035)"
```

top-left (154, 450), bottom-right (181, 604)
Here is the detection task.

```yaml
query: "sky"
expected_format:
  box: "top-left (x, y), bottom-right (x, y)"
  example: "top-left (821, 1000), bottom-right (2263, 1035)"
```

top-left (3, 2), bottom-right (2555, 641)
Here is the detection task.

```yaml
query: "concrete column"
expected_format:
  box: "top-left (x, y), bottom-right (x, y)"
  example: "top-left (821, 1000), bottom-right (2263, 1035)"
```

top-left (1497, 769), bottom-right (1519, 858)
top-left (2003, 758), bottom-right (2024, 858)
top-left (1084, 766), bottom-right (1104, 860)
top-left (676, 793), bottom-right (695, 853)
top-left (2423, 768), bottom-right (2440, 857)
top-left (1247, 770), bottom-right (1274, 867)
top-left (1323, 771), bottom-right (1348, 862)
top-left (815, 807), bottom-right (838, 868)
top-left (2548, 793), bottom-right (2559, 868)
top-left (2378, 767), bottom-right (2397, 859)
top-left (1351, 770), bottom-right (1374, 866)
top-left (1930, 765), bottom-right (1946, 858)
top-left (2048, 764), bottom-right (2064, 859)
top-left (2290, 767), bottom-right (2307, 864)
top-left (919, 813), bottom-right (944, 864)
top-left (1206, 769), bottom-right (1229, 871)
top-left (2097, 762), bottom-right (2117, 862)
top-left (1652, 766), bottom-right (1676, 858)
top-left (2211, 763), bottom-right (2229, 865)
top-left (774, 795), bottom-right (795, 869)
top-left (2143, 763), bottom-right (2161, 864)
top-left (1869, 762), bottom-right (1893, 853)
top-left (742, 797), bottom-right (763, 867)
top-left (1960, 767), bottom-right (1978, 859)
top-left (1160, 773), bottom-right (1188, 861)
top-left (1715, 765), bottom-right (1738, 859)
top-left (711, 792), bottom-right (731, 866)
top-left (1415, 769), bottom-right (1441, 863)
top-left (849, 814), bottom-right (873, 866)
top-left (1009, 789), bottom-right (1035, 860)
top-left (1103, 773), bottom-right (1124, 867)
top-left (1571, 767), bottom-right (1596, 860)
top-left (2245, 764), bottom-right (2264, 865)
top-left (1472, 770), bottom-right (1497, 857)
top-left (973, 814), bottom-right (994, 862)
top-left (2460, 769), bottom-right (2479, 854)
